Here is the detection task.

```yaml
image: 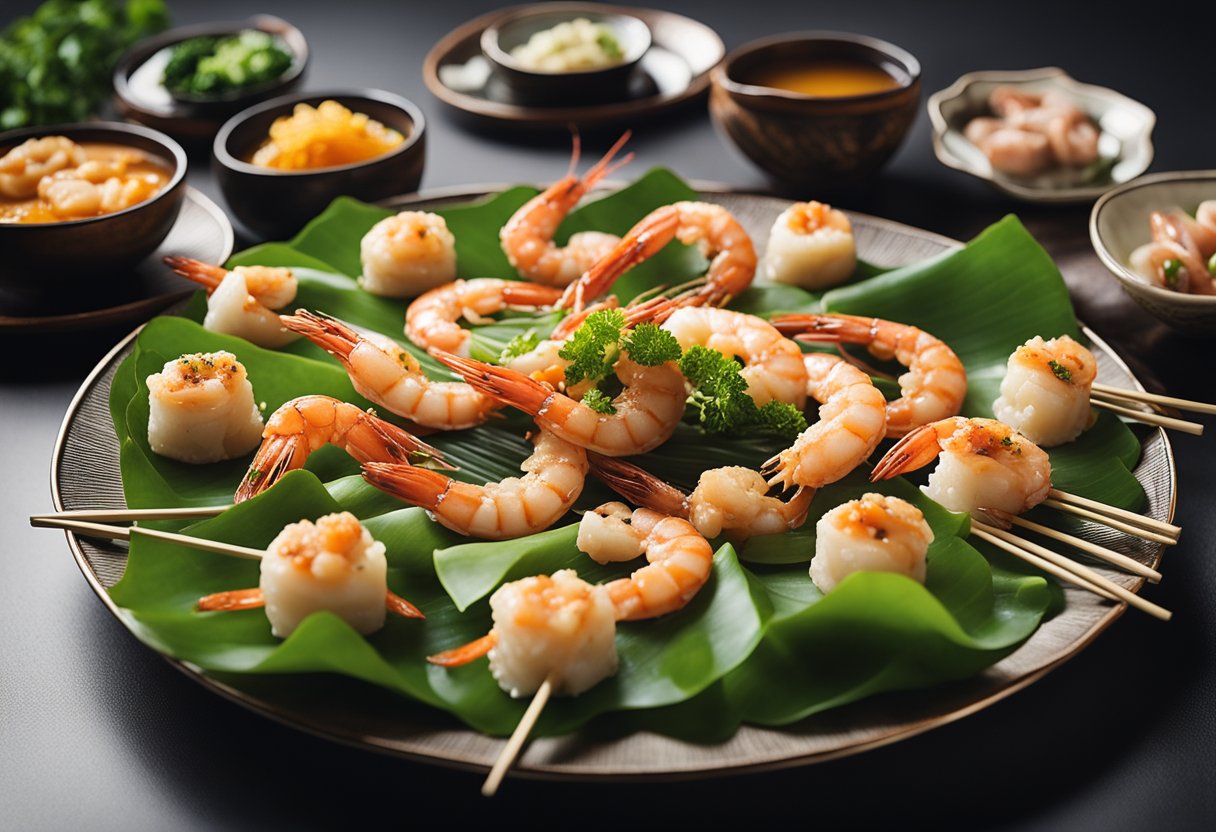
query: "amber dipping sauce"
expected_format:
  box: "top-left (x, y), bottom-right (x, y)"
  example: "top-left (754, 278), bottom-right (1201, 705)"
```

top-left (748, 58), bottom-right (901, 97)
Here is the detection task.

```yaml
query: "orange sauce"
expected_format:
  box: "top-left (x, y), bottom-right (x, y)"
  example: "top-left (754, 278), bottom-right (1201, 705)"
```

top-left (0, 141), bottom-right (170, 224)
top-left (749, 59), bottom-right (900, 97)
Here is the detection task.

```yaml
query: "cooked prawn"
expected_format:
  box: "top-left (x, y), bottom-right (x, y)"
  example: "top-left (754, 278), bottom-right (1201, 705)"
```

top-left (235, 395), bottom-right (443, 502)
top-left (589, 456), bottom-right (814, 541)
top-left (773, 313), bottom-right (968, 437)
top-left (558, 201), bottom-right (757, 315)
top-left (165, 256), bottom-right (300, 348)
top-left (431, 349), bottom-right (688, 457)
top-left (870, 416), bottom-right (1052, 524)
top-left (404, 277), bottom-right (564, 356)
top-left (575, 502), bottom-right (715, 621)
top-left (361, 429), bottom-right (588, 540)
top-left (281, 310), bottom-right (498, 429)
top-left (0, 135), bottom-right (85, 198)
top-left (763, 353), bottom-right (889, 492)
top-left (810, 493), bottom-right (934, 594)
top-left (500, 132), bottom-right (633, 286)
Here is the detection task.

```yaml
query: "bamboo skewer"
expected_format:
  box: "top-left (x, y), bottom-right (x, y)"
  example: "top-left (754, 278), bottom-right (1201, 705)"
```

top-left (30, 506), bottom-right (231, 522)
top-left (1091, 397), bottom-right (1204, 436)
top-left (1040, 499), bottom-right (1178, 546)
top-left (1048, 488), bottom-right (1180, 538)
top-left (1001, 515), bottom-right (1163, 582)
top-left (972, 522), bottom-right (1171, 621)
top-left (482, 671), bottom-right (556, 797)
top-left (1091, 382), bottom-right (1216, 416)
top-left (29, 516), bottom-right (263, 560)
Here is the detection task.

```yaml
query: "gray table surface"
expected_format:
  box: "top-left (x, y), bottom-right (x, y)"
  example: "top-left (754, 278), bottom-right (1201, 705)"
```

top-left (2, 0), bottom-right (1212, 829)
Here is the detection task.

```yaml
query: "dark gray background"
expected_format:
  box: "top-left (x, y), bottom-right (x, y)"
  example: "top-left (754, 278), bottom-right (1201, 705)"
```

top-left (2, 0), bottom-right (1212, 828)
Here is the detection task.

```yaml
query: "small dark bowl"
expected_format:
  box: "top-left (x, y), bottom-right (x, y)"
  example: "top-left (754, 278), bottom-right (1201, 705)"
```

top-left (113, 15), bottom-right (308, 144)
top-left (0, 122), bottom-right (187, 297)
top-left (481, 3), bottom-right (651, 106)
top-left (214, 89), bottom-right (426, 239)
top-left (710, 32), bottom-right (921, 190)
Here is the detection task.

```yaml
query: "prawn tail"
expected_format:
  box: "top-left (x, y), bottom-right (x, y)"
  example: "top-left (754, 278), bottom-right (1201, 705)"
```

top-left (500, 282), bottom-right (565, 308)
top-left (361, 461), bottom-right (453, 511)
top-left (869, 424), bottom-right (943, 481)
top-left (385, 590), bottom-right (426, 619)
top-left (163, 255), bottom-right (225, 291)
top-left (622, 296), bottom-right (680, 327)
top-left (428, 632), bottom-right (498, 667)
top-left (581, 130), bottom-right (634, 190)
top-left (279, 310), bottom-right (359, 362)
top-left (235, 435), bottom-right (301, 503)
top-left (430, 349), bottom-right (554, 415)
top-left (197, 588), bottom-right (265, 612)
top-left (365, 416), bottom-right (452, 470)
top-left (588, 453), bottom-right (690, 518)
top-left (787, 486), bottom-right (815, 529)
top-left (557, 204), bottom-right (679, 311)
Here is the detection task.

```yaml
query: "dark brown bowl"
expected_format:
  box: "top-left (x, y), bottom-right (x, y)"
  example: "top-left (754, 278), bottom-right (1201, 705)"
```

top-left (481, 3), bottom-right (651, 106)
top-left (710, 32), bottom-right (921, 190)
top-left (113, 15), bottom-right (309, 145)
top-left (213, 89), bottom-right (426, 239)
top-left (0, 122), bottom-right (187, 298)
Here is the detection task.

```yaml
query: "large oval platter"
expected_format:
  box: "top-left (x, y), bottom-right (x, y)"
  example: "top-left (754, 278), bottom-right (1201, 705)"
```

top-left (51, 186), bottom-right (1174, 779)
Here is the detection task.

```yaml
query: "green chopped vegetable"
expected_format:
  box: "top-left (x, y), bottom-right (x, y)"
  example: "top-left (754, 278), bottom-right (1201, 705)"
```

top-left (1048, 359), bottom-right (1073, 383)
top-left (162, 29), bottom-right (293, 97)
top-left (680, 345), bottom-right (807, 438)
top-left (558, 308), bottom-right (626, 384)
top-left (580, 387), bottom-right (616, 414)
top-left (621, 323), bottom-right (681, 367)
top-left (497, 330), bottom-right (540, 364)
top-left (595, 30), bottom-right (623, 60)
top-left (0, 0), bottom-right (168, 129)
top-left (1163, 258), bottom-right (1182, 288)
top-left (1208, 252), bottom-right (1216, 277)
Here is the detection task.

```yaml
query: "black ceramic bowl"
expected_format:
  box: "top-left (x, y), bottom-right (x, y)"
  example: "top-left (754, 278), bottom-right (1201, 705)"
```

top-left (113, 15), bottom-right (308, 144)
top-left (0, 122), bottom-right (187, 296)
top-left (213, 89), bottom-right (426, 239)
top-left (710, 32), bottom-right (921, 191)
top-left (481, 3), bottom-right (651, 106)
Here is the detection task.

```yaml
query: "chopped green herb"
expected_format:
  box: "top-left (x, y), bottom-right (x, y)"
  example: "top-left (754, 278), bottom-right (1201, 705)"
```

top-left (498, 330), bottom-right (541, 364)
top-left (559, 308), bottom-right (626, 385)
top-left (163, 29), bottom-right (293, 97)
top-left (679, 345), bottom-right (806, 437)
top-left (1000, 435), bottom-right (1013, 447)
top-left (596, 30), bottom-right (624, 60)
top-left (621, 323), bottom-right (681, 367)
top-left (1048, 360), bottom-right (1073, 383)
top-left (581, 387), bottom-right (616, 414)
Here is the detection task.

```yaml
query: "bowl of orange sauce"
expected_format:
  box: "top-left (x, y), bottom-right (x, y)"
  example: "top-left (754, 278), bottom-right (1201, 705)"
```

top-left (710, 32), bottom-right (921, 190)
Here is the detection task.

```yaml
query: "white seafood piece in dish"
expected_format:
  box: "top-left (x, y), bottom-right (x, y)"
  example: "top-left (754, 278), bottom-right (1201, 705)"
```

top-left (145, 351), bottom-right (264, 464)
top-left (810, 493), bottom-right (933, 594)
top-left (993, 334), bottom-right (1096, 447)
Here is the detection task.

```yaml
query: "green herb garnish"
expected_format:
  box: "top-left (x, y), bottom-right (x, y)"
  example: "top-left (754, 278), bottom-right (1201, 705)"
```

top-left (498, 330), bottom-right (541, 364)
top-left (0, 0), bottom-right (168, 129)
top-left (1208, 252), bottom-right (1216, 277)
top-left (581, 387), bottom-right (616, 414)
top-left (679, 345), bottom-right (806, 437)
top-left (1048, 360), bottom-right (1073, 383)
top-left (163, 29), bottom-right (293, 97)
top-left (596, 29), bottom-right (624, 60)
top-left (1000, 435), bottom-right (1013, 448)
top-left (559, 308), bottom-right (626, 384)
top-left (621, 323), bottom-right (682, 367)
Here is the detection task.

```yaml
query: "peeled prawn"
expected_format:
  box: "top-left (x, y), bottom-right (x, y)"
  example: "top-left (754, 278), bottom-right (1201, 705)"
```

top-left (359, 210), bottom-right (457, 298)
top-left (558, 200), bottom-right (757, 315)
top-left (235, 395), bottom-right (442, 502)
top-left (404, 278), bottom-right (564, 357)
top-left (870, 416), bottom-right (1052, 524)
top-left (761, 200), bottom-right (857, 290)
top-left (500, 132), bottom-right (633, 286)
top-left (993, 334), bottom-right (1096, 447)
top-left (165, 256), bottom-right (299, 348)
top-left (0, 136), bottom-right (85, 198)
top-left (773, 313), bottom-right (967, 437)
top-left (810, 493), bottom-right (934, 594)
top-left (575, 502), bottom-right (715, 621)
top-left (431, 349), bottom-right (688, 457)
top-left (361, 429), bottom-right (587, 539)
top-left (281, 310), bottom-right (498, 429)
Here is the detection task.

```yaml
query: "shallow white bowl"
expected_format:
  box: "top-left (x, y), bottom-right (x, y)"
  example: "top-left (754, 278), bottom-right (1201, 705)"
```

top-left (928, 67), bottom-right (1155, 204)
top-left (1090, 170), bottom-right (1216, 335)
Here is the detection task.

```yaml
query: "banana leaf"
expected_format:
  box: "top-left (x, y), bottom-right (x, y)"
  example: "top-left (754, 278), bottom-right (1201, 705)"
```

top-left (105, 171), bottom-right (1144, 739)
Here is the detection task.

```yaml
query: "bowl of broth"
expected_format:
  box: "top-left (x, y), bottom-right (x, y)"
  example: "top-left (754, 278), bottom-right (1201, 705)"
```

top-left (710, 32), bottom-right (920, 190)
top-left (0, 121), bottom-right (187, 296)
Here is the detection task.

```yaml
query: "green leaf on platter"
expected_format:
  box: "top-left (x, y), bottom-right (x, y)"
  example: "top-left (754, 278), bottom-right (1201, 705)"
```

top-left (108, 171), bottom-right (1147, 739)
top-left (109, 470), bottom-right (767, 736)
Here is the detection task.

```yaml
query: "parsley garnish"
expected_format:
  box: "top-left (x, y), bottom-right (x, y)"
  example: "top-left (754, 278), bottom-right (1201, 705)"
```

top-left (621, 323), bottom-right (682, 366)
top-left (498, 330), bottom-right (541, 364)
top-left (581, 387), bottom-right (616, 414)
top-left (559, 309), bottom-right (626, 384)
top-left (679, 345), bottom-right (806, 437)
top-left (1000, 436), bottom-right (1013, 448)
top-left (1048, 360), bottom-right (1073, 383)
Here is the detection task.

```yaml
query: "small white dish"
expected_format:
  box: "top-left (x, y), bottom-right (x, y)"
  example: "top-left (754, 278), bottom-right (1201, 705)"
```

top-left (1090, 170), bottom-right (1216, 335)
top-left (928, 67), bottom-right (1155, 204)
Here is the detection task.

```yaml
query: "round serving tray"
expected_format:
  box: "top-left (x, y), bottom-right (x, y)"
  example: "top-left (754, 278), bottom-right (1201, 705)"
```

top-left (50, 186), bottom-right (1174, 780)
